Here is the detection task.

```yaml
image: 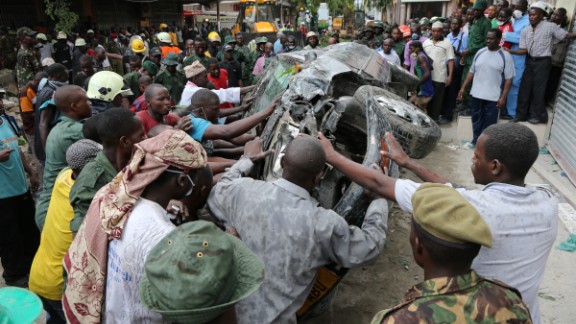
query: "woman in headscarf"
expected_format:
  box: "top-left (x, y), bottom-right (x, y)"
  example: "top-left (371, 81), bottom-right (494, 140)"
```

top-left (63, 129), bottom-right (209, 323)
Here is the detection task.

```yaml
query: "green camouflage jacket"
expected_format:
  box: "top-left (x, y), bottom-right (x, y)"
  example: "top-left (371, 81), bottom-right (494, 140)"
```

top-left (371, 271), bottom-right (532, 324)
top-left (16, 46), bottom-right (40, 89)
top-left (154, 69), bottom-right (186, 104)
top-left (0, 34), bottom-right (17, 69)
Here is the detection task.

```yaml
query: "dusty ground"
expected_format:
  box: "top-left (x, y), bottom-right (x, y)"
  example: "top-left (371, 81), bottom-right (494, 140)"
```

top-left (306, 143), bottom-right (477, 324)
top-left (306, 141), bottom-right (576, 324)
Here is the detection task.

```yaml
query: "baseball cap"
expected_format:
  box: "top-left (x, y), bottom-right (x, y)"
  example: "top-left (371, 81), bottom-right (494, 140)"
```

top-left (16, 27), bottom-right (37, 39)
top-left (224, 45), bottom-right (234, 52)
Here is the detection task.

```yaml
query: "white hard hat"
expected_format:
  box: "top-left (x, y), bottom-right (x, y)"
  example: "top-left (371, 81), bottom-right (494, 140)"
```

top-left (530, 1), bottom-right (552, 13)
top-left (57, 31), bottom-right (67, 40)
top-left (75, 38), bottom-right (87, 46)
top-left (87, 71), bottom-right (129, 102)
top-left (306, 31), bottom-right (318, 39)
top-left (157, 32), bottom-right (172, 44)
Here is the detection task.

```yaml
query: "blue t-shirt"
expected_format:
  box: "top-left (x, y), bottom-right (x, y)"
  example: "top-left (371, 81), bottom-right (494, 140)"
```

top-left (186, 114), bottom-right (212, 142)
top-left (0, 116), bottom-right (28, 199)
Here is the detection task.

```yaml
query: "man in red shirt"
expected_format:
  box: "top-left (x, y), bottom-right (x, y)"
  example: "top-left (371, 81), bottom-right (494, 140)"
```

top-left (207, 58), bottom-right (229, 90)
top-left (207, 58), bottom-right (232, 109)
top-left (136, 84), bottom-right (190, 135)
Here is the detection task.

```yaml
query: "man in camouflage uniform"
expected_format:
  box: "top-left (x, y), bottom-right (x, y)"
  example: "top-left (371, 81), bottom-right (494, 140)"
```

top-left (216, 36), bottom-right (246, 66)
top-left (16, 27), bottom-right (40, 89)
top-left (235, 33), bottom-right (254, 86)
top-left (371, 183), bottom-right (532, 324)
top-left (0, 27), bottom-right (17, 69)
top-left (373, 21), bottom-right (385, 47)
top-left (155, 52), bottom-right (186, 104)
top-left (105, 35), bottom-right (125, 75)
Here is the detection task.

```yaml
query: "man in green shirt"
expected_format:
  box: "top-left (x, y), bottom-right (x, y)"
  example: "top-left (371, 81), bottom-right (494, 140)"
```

top-left (183, 37), bottom-right (211, 69)
top-left (460, 0), bottom-right (492, 113)
top-left (217, 36), bottom-right (247, 66)
top-left (155, 52), bottom-right (186, 104)
top-left (69, 108), bottom-right (145, 233)
top-left (35, 85), bottom-right (92, 230)
top-left (391, 27), bottom-right (406, 65)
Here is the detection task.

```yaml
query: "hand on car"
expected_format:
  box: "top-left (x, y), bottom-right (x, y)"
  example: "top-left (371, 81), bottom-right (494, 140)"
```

top-left (0, 147), bottom-right (12, 162)
top-left (264, 91), bottom-right (285, 115)
top-left (381, 132), bottom-right (410, 168)
top-left (317, 132), bottom-right (337, 162)
top-left (242, 137), bottom-right (274, 161)
top-left (176, 116), bottom-right (193, 132)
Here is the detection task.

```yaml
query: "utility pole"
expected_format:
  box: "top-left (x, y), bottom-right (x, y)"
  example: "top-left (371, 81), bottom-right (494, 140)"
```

top-left (396, 0), bottom-right (401, 25)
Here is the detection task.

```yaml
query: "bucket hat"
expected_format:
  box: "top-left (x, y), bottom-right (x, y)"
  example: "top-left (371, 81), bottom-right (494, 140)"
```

top-left (163, 52), bottom-right (179, 66)
top-left (140, 221), bottom-right (264, 324)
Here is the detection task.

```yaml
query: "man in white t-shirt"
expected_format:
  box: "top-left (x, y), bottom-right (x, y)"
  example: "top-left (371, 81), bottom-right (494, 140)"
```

top-left (458, 29), bottom-right (514, 146)
top-left (179, 61), bottom-right (254, 106)
top-left (63, 129), bottom-right (214, 324)
top-left (376, 38), bottom-right (401, 66)
top-left (423, 21), bottom-right (455, 122)
top-left (318, 122), bottom-right (557, 323)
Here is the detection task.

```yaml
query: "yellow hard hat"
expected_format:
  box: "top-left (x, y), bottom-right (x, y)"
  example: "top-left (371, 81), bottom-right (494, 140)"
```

top-left (131, 38), bottom-right (146, 53)
top-left (157, 32), bottom-right (172, 44)
top-left (159, 23), bottom-right (168, 29)
top-left (208, 31), bottom-right (221, 43)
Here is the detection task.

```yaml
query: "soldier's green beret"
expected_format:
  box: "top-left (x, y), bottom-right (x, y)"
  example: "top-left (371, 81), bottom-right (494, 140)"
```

top-left (411, 183), bottom-right (493, 247)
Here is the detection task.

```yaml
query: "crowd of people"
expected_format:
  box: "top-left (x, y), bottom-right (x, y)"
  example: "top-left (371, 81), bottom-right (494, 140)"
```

top-left (0, 0), bottom-right (564, 323)
top-left (357, 0), bottom-right (572, 148)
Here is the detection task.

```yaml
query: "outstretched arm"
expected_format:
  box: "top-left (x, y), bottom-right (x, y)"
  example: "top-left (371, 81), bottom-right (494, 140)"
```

top-left (203, 94), bottom-right (280, 140)
top-left (318, 132), bottom-right (397, 201)
top-left (381, 132), bottom-right (448, 184)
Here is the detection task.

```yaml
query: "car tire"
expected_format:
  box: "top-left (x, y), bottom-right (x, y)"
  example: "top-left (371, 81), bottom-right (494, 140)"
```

top-left (354, 85), bottom-right (441, 159)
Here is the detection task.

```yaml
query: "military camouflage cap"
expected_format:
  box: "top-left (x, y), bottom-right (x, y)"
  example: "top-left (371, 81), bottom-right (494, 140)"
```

top-left (224, 35), bottom-right (237, 44)
top-left (142, 60), bottom-right (158, 77)
top-left (374, 21), bottom-right (384, 28)
top-left (17, 27), bottom-right (37, 39)
top-left (411, 183), bottom-right (493, 247)
top-left (140, 221), bottom-right (264, 323)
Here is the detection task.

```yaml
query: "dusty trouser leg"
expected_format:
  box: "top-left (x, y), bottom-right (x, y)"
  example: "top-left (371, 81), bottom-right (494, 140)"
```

top-left (0, 192), bottom-right (40, 286)
top-left (428, 81), bottom-right (446, 121)
top-left (442, 63), bottom-right (463, 120)
top-left (528, 58), bottom-right (552, 123)
top-left (515, 60), bottom-right (534, 121)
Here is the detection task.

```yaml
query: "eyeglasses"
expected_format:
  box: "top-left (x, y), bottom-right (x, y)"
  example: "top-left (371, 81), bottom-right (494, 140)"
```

top-left (165, 168), bottom-right (195, 193)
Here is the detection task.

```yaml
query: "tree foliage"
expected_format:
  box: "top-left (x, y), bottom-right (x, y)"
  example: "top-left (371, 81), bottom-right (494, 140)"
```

top-left (364, 0), bottom-right (392, 11)
top-left (44, 0), bottom-right (79, 34)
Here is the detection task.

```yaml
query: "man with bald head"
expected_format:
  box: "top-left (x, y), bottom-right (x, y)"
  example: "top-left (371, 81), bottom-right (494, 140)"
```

top-left (35, 85), bottom-right (92, 230)
top-left (208, 135), bottom-right (389, 324)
